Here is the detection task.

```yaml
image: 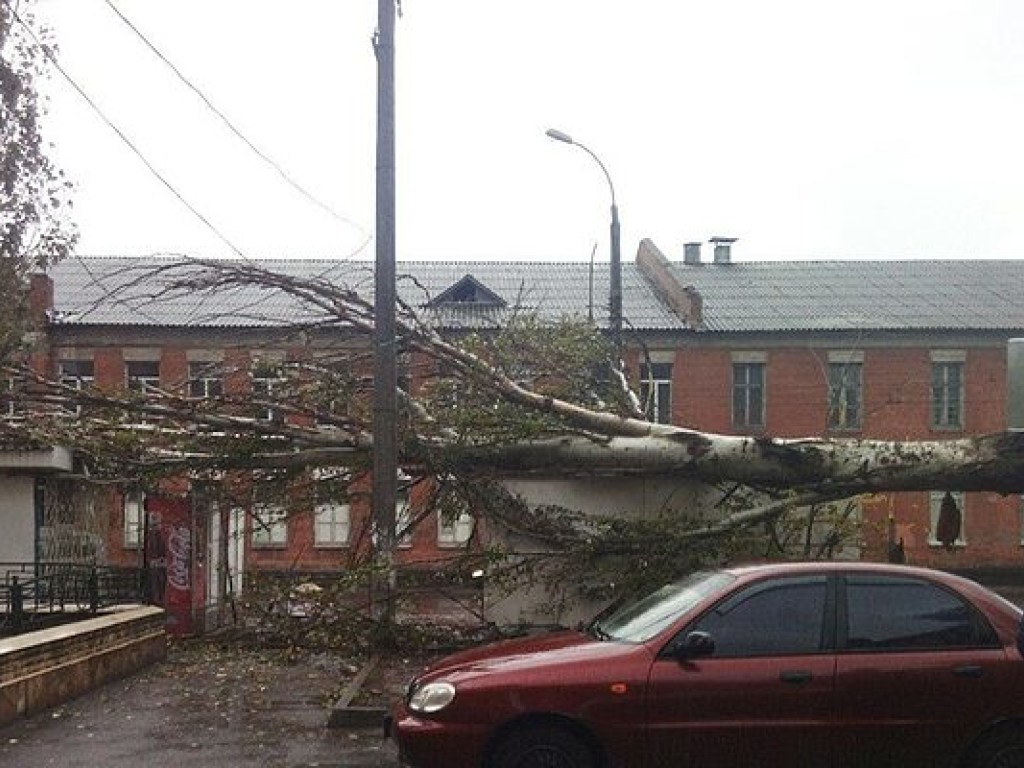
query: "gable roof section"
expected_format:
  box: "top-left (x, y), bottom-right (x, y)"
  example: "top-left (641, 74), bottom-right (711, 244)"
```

top-left (427, 274), bottom-right (506, 308)
top-left (664, 255), bottom-right (1024, 333)
top-left (46, 257), bottom-right (689, 332)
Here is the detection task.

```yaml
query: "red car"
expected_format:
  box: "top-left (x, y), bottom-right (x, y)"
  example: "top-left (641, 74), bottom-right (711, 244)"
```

top-left (391, 562), bottom-right (1024, 768)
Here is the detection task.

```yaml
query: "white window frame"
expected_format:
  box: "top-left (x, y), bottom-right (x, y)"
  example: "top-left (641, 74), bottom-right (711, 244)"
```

top-left (1019, 496), bottom-right (1024, 546)
top-left (59, 359), bottom-right (95, 415)
top-left (640, 361), bottom-right (673, 425)
top-left (123, 489), bottom-right (145, 549)
top-left (251, 504), bottom-right (288, 548)
top-left (314, 502), bottom-right (351, 548)
top-left (188, 361), bottom-right (223, 399)
top-left (252, 374), bottom-right (285, 421)
top-left (928, 491), bottom-right (967, 547)
top-left (396, 488), bottom-right (413, 548)
top-left (930, 351), bottom-right (965, 431)
top-left (3, 375), bottom-right (18, 418)
top-left (732, 354), bottom-right (766, 429)
top-left (126, 360), bottom-right (161, 395)
top-left (438, 512), bottom-right (475, 548)
top-left (827, 352), bottom-right (864, 432)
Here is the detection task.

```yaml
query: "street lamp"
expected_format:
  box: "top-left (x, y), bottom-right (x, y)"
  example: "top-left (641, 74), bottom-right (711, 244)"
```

top-left (545, 128), bottom-right (622, 359)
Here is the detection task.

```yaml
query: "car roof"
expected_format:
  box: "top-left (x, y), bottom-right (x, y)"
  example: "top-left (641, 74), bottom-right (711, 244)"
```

top-left (721, 560), bottom-right (970, 583)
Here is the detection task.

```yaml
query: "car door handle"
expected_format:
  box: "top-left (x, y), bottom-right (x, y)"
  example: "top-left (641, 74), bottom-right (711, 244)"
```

top-left (953, 665), bottom-right (984, 678)
top-left (779, 670), bottom-right (813, 685)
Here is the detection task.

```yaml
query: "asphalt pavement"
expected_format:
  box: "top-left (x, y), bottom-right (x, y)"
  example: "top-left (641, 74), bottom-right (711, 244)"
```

top-left (0, 641), bottom-right (403, 768)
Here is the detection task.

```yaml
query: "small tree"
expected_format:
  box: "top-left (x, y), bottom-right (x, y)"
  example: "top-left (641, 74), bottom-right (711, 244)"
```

top-left (0, 0), bottom-right (76, 358)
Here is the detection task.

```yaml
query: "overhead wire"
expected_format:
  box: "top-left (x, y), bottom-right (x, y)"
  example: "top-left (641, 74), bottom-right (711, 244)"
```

top-left (1, 0), bottom-right (252, 261)
top-left (101, 0), bottom-right (373, 253)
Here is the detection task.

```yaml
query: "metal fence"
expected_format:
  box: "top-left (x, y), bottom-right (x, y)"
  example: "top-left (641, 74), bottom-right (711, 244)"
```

top-left (0, 562), bottom-right (150, 636)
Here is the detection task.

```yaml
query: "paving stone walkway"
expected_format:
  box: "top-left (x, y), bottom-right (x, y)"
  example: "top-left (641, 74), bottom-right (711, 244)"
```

top-left (0, 640), bottom-right (409, 768)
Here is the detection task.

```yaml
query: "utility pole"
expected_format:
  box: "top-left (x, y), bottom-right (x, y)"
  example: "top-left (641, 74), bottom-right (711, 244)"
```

top-left (372, 0), bottom-right (398, 625)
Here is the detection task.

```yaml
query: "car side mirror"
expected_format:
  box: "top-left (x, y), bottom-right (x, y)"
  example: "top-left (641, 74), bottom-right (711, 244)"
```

top-left (676, 630), bottom-right (715, 660)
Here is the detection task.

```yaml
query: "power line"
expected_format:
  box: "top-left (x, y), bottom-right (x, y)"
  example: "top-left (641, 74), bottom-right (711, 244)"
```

top-left (102, 0), bottom-right (372, 250)
top-left (1, 0), bottom-right (252, 260)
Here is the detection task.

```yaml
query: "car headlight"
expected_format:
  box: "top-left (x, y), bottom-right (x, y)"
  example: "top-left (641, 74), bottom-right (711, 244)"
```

top-left (408, 681), bottom-right (456, 713)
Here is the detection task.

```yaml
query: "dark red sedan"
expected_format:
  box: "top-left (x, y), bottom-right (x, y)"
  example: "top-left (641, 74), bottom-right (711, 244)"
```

top-left (391, 562), bottom-right (1024, 768)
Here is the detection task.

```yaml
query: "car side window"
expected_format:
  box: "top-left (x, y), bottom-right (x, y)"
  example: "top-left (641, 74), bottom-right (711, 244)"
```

top-left (685, 576), bottom-right (828, 658)
top-left (843, 575), bottom-right (998, 651)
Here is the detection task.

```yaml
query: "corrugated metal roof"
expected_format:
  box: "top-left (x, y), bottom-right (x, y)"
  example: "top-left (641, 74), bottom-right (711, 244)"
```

top-left (668, 260), bottom-right (1024, 332)
top-left (48, 255), bottom-right (1024, 335)
top-left (48, 257), bottom-right (688, 331)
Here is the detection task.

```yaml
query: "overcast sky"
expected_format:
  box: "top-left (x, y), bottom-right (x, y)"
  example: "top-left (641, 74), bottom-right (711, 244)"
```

top-left (32, 0), bottom-right (1024, 263)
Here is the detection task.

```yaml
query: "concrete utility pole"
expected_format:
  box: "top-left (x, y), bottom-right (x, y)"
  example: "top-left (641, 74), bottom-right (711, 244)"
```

top-left (372, 0), bottom-right (398, 622)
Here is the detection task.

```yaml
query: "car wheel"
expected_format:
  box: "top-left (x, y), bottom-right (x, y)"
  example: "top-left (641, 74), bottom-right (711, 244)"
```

top-left (490, 724), bottom-right (594, 768)
top-left (970, 728), bottom-right (1024, 768)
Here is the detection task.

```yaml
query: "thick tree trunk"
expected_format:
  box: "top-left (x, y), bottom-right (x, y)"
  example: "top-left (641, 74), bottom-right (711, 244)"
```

top-left (451, 430), bottom-right (1024, 495)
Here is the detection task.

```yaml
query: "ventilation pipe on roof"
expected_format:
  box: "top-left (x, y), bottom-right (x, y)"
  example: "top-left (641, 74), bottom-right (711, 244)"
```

top-left (684, 242), bottom-right (702, 265)
top-left (1010, 339), bottom-right (1024, 431)
top-left (710, 236), bottom-right (737, 265)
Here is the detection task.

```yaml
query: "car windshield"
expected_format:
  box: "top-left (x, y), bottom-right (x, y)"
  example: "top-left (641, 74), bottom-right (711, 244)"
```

top-left (592, 571), bottom-right (735, 643)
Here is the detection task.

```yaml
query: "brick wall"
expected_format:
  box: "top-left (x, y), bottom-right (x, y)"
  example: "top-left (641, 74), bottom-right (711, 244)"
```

top-left (674, 339), bottom-right (1021, 567)
top-left (0, 607), bottom-right (166, 725)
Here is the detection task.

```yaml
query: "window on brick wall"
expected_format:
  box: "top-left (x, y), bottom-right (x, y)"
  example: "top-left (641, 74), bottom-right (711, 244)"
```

top-left (188, 361), bottom-right (223, 399)
top-left (732, 360), bottom-right (765, 429)
top-left (640, 362), bottom-right (673, 424)
top-left (308, 357), bottom-right (353, 430)
top-left (252, 373), bottom-right (285, 422)
top-left (930, 354), bottom-right (964, 430)
top-left (1019, 496), bottom-right (1024, 546)
top-left (126, 360), bottom-right (161, 395)
top-left (827, 361), bottom-right (863, 431)
top-left (438, 512), bottom-right (474, 548)
top-left (928, 491), bottom-right (966, 548)
top-left (252, 504), bottom-right (288, 548)
top-left (314, 503), bottom-right (351, 548)
top-left (2, 374), bottom-right (21, 418)
top-left (59, 359), bottom-right (95, 415)
top-left (123, 489), bottom-right (145, 549)
top-left (396, 486), bottom-right (413, 548)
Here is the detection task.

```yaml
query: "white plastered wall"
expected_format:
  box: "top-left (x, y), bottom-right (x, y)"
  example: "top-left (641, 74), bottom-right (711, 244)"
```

top-left (0, 476), bottom-right (37, 564)
top-left (487, 475), bottom-right (719, 629)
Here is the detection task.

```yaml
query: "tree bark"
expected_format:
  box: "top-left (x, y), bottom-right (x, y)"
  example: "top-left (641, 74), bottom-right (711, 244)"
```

top-left (451, 430), bottom-right (1024, 495)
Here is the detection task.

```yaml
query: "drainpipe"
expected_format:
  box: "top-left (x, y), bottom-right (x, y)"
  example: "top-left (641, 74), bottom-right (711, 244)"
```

top-left (1010, 339), bottom-right (1024, 431)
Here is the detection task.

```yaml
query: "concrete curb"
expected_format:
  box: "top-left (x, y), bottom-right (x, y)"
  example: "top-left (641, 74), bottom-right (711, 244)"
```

top-left (328, 654), bottom-right (388, 729)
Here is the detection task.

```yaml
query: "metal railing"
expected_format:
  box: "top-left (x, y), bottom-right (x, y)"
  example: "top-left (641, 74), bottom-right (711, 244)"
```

top-left (0, 562), bottom-right (149, 636)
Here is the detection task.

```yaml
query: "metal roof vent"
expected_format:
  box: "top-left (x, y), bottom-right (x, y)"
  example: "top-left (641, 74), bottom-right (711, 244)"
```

top-left (710, 237), bottom-right (737, 265)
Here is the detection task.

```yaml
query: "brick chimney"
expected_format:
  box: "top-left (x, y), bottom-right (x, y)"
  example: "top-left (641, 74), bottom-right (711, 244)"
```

top-left (635, 239), bottom-right (704, 328)
top-left (29, 273), bottom-right (54, 326)
top-left (710, 236), bottom-right (737, 265)
top-left (683, 242), bottom-right (702, 265)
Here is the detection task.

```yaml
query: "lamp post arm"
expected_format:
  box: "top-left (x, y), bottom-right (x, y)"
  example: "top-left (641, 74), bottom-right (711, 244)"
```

top-left (573, 141), bottom-right (617, 210)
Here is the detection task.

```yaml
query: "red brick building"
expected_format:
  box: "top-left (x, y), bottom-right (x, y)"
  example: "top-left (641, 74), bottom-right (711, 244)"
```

top-left (16, 246), bottom-right (1024, 628)
top-left (635, 239), bottom-right (1024, 573)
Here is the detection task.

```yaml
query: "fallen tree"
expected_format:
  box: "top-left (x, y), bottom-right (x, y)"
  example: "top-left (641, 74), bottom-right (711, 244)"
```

top-left (4, 257), bottom-right (1023, 609)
